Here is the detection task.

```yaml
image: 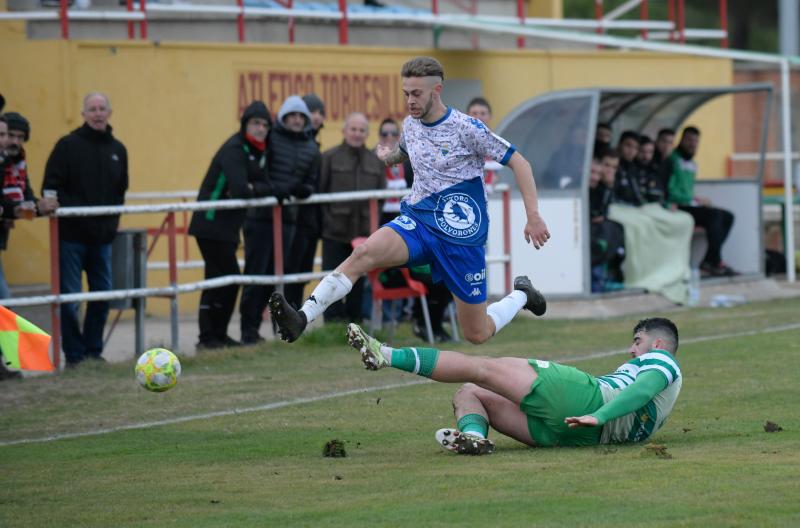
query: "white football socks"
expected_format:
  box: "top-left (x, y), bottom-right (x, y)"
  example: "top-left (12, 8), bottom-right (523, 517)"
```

top-left (486, 290), bottom-right (527, 335)
top-left (300, 271), bottom-right (353, 323)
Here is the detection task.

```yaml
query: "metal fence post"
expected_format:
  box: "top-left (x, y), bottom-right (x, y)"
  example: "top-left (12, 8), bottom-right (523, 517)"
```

top-left (166, 212), bottom-right (179, 352)
top-left (49, 217), bottom-right (61, 370)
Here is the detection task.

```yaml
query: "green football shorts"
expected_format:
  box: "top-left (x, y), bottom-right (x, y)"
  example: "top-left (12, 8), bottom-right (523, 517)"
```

top-left (519, 359), bottom-right (604, 447)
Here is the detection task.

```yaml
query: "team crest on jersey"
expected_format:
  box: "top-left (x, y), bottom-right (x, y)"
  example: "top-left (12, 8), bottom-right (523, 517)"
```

top-left (440, 143), bottom-right (450, 156)
top-left (392, 215), bottom-right (417, 231)
top-left (434, 193), bottom-right (481, 239)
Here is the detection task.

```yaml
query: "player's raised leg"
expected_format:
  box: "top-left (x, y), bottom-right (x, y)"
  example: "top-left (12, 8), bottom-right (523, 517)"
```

top-left (455, 275), bottom-right (547, 344)
top-left (269, 226), bottom-right (409, 342)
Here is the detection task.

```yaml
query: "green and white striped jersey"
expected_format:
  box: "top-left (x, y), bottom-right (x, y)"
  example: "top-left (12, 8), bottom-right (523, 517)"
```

top-left (596, 349), bottom-right (682, 444)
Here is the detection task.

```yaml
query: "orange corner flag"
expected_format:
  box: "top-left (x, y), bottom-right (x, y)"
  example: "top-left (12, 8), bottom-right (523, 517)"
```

top-left (0, 305), bottom-right (55, 372)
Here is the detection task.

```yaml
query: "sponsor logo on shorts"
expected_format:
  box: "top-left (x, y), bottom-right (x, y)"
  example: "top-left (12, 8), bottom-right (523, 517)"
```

top-left (469, 287), bottom-right (482, 297)
top-left (535, 360), bottom-right (550, 369)
top-left (392, 215), bottom-right (417, 231)
top-left (465, 268), bottom-right (486, 284)
top-left (434, 193), bottom-right (481, 239)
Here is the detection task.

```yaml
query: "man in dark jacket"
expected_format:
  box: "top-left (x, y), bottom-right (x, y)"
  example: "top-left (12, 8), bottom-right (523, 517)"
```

top-left (281, 94), bottom-right (326, 312)
top-left (42, 93), bottom-right (127, 365)
top-left (188, 101), bottom-right (273, 350)
top-left (319, 112), bottom-right (385, 321)
top-left (0, 113), bottom-right (59, 300)
top-left (239, 95), bottom-right (319, 343)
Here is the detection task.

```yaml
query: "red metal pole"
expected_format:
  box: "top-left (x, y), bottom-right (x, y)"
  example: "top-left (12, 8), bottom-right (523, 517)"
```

top-left (502, 189), bottom-right (511, 294)
top-left (59, 0), bottom-right (69, 39)
top-left (594, 0), bottom-right (603, 49)
top-left (236, 0), bottom-right (245, 42)
top-left (49, 217), bottom-right (61, 371)
top-left (140, 0), bottom-right (148, 40)
top-left (640, 0), bottom-right (649, 40)
top-left (338, 0), bottom-right (348, 45)
top-left (667, 0), bottom-right (675, 42)
top-left (272, 205), bottom-right (284, 293)
top-left (181, 200), bottom-right (190, 261)
top-left (288, 0), bottom-right (295, 43)
top-left (432, 0), bottom-right (438, 15)
top-left (677, 0), bottom-right (685, 44)
top-left (719, 0), bottom-right (728, 48)
top-left (516, 0), bottom-right (525, 49)
top-left (126, 0), bottom-right (134, 39)
top-left (369, 199), bottom-right (378, 233)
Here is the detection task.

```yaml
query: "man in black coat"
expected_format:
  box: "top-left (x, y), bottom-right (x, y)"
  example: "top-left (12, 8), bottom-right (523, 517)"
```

top-left (188, 101), bottom-right (274, 350)
top-left (239, 95), bottom-right (319, 343)
top-left (42, 93), bottom-right (128, 365)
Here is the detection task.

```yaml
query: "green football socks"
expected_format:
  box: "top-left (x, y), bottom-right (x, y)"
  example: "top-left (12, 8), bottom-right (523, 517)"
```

top-left (457, 413), bottom-right (489, 439)
top-left (389, 347), bottom-right (439, 377)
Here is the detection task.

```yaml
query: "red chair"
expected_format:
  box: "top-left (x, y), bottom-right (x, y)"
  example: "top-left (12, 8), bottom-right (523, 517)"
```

top-left (351, 237), bottom-right (434, 343)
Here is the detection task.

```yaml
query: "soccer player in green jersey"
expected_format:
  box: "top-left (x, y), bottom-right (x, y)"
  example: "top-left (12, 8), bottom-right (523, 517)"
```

top-left (347, 317), bottom-right (681, 454)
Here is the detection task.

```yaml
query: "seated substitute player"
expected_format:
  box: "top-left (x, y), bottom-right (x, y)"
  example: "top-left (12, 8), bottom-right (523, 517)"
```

top-left (269, 56), bottom-right (550, 344)
top-left (347, 317), bottom-right (682, 454)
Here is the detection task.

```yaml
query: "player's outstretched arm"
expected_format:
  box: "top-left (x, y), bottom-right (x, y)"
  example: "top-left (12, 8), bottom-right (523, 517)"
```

top-left (507, 152), bottom-right (550, 249)
top-left (377, 143), bottom-right (409, 167)
top-left (566, 370), bottom-right (668, 428)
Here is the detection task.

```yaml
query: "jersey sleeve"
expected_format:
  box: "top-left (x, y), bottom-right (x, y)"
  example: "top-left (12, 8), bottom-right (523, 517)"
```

top-left (590, 370), bottom-right (667, 426)
top-left (461, 116), bottom-right (515, 166)
top-left (638, 350), bottom-right (681, 386)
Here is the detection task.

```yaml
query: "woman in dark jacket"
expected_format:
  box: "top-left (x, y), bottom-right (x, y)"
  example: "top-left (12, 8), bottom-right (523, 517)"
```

top-left (188, 101), bottom-right (274, 349)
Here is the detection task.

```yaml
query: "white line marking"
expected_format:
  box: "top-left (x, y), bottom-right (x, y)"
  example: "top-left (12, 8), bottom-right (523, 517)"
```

top-left (4, 321), bottom-right (800, 447)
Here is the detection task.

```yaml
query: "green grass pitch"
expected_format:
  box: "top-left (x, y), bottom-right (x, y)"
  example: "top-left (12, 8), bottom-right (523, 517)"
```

top-left (1, 298), bottom-right (799, 527)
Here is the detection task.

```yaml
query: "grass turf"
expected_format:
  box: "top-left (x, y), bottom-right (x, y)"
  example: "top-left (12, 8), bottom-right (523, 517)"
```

top-left (1, 298), bottom-right (799, 527)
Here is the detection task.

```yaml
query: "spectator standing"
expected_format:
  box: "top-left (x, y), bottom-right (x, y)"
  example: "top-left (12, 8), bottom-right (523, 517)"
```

top-left (377, 118), bottom-right (411, 225)
top-left (596, 122), bottom-right (613, 148)
top-left (319, 112), bottom-right (385, 321)
top-left (667, 126), bottom-right (737, 277)
top-left (282, 94), bottom-right (327, 313)
top-left (0, 115), bottom-right (9, 299)
top-left (239, 95), bottom-right (319, 342)
top-left (188, 101), bottom-right (273, 349)
top-left (42, 93), bottom-right (126, 366)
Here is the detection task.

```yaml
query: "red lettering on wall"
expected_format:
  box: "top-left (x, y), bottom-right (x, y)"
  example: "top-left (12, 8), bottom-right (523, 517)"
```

top-left (237, 70), bottom-right (406, 123)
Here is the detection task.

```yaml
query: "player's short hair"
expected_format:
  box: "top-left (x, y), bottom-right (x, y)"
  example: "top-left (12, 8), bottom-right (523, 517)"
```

top-left (633, 317), bottom-right (679, 354)
top-left (401, 56), bottom-right (444, 81)
top-left (467, 96), bottom-right (492, 114)
top-left (597, 122), bottom-right (612, 131)
top-left (639, 134), bottom-right (653, 146)
top-left (682, 125), bottom-right (700, 137)
top-left (619, 130), bottom-right (640, 144)
top-left (657, 127), bottom-right (676, 139)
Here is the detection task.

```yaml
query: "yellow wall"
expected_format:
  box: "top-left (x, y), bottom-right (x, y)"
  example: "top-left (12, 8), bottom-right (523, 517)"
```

top-left (0, 40), bottom-right (732, 313)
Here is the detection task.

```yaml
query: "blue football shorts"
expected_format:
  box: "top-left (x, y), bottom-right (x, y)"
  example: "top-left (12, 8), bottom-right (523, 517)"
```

top-left (385, 214), bottom-right (486, 304)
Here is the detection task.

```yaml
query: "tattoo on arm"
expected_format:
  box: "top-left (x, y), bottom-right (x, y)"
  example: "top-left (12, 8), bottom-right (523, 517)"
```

top-left (384, 147), bottom-right (409, 167)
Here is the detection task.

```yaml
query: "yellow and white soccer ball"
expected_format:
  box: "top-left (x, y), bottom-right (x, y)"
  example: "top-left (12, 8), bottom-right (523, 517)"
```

top-left (135, 348), bottom-right (181, 392)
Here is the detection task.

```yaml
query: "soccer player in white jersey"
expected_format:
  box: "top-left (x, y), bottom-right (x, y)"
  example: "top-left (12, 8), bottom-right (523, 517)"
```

top-left (269, 56), bottom-right (550, 344)
top-left (347, 317), bottom-right (682, 454)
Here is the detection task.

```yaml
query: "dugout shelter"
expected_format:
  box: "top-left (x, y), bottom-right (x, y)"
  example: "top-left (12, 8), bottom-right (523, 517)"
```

top-left (486, 83), bottom-right (773, 298)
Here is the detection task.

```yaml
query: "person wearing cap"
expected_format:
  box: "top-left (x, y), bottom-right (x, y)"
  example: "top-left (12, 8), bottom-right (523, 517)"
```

top-left (0, 112), bottom-right (59, 300)
top-left (189, 100), bottom-right (275, 350)
top-left (239, 95), bottom-right (320, 344)
top-left (42, 93), bottom-right (126, 366)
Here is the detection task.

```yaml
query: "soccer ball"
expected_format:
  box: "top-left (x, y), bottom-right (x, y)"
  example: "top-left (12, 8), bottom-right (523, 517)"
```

top-left (135, 348), bottom-right (181, 392)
